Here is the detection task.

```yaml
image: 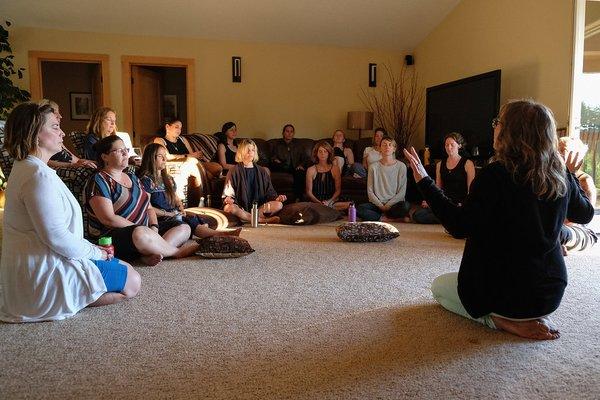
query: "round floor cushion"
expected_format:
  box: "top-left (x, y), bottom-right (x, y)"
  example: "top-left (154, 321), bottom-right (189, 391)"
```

top-left (336, 222), bottom-right (399, 242)
top-left (185, 207), bottom-right (242, 229)
top-left (195, 236), bottom-right (255, 258)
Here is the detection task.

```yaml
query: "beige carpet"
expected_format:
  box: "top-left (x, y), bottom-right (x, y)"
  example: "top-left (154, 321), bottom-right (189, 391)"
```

top-left (0, 219), bottom-right (599, 399)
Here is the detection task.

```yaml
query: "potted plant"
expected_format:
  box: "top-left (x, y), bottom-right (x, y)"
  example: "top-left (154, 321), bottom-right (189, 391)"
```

top-left (0, 20), bottom-right (30, 190)
top-left (360, 64), bottom-right (423, 152)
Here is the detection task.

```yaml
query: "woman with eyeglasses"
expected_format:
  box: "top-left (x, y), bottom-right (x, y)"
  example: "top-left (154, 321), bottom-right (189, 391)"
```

top-left (0, 103), bottom-right (140, 323)
top-left (85, 136), bottom-right (200, 266)
top-left (403, 99), bottom-right (594, 340)
top-left (411, 132), bottom-right (475, 226)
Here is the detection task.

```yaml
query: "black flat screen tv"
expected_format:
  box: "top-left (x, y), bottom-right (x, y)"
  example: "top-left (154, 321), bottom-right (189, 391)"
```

top-left (425, 69), bottom-right (501, 161)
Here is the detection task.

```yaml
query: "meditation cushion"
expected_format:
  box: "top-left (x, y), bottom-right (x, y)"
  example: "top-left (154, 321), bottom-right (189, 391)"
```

top-left (185, 207), bottom-right (242, 229)
top-left (195, 236), bottom-right (255, 258)
top-left (336, 222), bottom-right (399, 242)
top-left (278, 202), bottom-right (342, 225)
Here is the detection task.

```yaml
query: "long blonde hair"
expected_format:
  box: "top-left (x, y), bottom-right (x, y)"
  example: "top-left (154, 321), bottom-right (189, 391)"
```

top-left (494, 100), bottom-right (567, 200)
top-left (86, 107), bottom-right (116, 139)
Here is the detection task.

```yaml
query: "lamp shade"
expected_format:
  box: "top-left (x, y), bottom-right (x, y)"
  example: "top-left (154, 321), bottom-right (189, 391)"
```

top-left (347, 111), bottom-right (374, 130)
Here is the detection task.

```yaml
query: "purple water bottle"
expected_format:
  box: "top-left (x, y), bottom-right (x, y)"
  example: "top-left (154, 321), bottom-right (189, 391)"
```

top-left (348, 202), bottom-right (356, 223)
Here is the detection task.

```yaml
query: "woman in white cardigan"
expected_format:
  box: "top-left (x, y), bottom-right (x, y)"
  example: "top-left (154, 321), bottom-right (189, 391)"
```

top-left (0, 102), bottom-right (140, 323)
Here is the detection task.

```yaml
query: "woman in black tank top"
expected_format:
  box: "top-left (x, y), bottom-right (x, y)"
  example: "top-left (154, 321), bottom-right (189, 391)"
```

top-left (152, 118), bottom-right (223, 205)
top-left (412, 132), bottom-right (475, 225)
top-left (435, 132), bottom-right (476, 205)
top-left (217, 122), bottom-right (239, 173)
top-left (305, 140), bottom-right (350, 210)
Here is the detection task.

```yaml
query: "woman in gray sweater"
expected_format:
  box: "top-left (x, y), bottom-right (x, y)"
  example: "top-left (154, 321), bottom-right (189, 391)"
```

top-left (357, 137), bottom-right (410, 221)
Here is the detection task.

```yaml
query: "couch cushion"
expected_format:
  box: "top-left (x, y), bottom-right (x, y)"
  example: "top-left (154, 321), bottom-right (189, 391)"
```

top-left (195, 236), bottom-right (254, 258)
top-left (278, 202), bottom-right (342, 225)
top-left (184, 134), bottom-right (219, 161)
top-left (336, 221), bottom-right (399, 242)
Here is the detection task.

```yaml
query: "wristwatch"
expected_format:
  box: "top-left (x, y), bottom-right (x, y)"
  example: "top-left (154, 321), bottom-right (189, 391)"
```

top-left (150, 223), bottom-right (159, 229)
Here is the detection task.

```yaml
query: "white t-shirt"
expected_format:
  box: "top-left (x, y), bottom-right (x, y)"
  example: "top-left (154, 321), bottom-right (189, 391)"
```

top-left (363, 146), bottom-right (382, 165)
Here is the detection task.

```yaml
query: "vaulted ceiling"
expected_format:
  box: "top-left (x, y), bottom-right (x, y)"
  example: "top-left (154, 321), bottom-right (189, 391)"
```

top-left (2, 0), bottom-right (460, 51)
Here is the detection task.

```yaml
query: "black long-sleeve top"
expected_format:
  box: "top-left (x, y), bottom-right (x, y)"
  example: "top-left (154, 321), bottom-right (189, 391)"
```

top-left (417, 161), bottom-right (594, 319)
top-left (222, 163), bottom-right (278, 212)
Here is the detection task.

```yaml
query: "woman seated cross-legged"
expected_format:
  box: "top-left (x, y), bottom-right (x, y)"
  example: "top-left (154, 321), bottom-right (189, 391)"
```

top-left (403, 99), bottom-right (594, 340)
top-left (412, 132), bottom-right (475, 226)
top-left (305, 140), bottom-right (350, 211)
top-left (153, 117), bottom-right (222, 204)
top-left (0, 102), bottom-right (140, 323)
top-left (222, 139), bottom-right (286, 224)
top-left (85, 136), bottom-right (200, 266)
top-left (357, 137), bottom-right (410, 222)
top-left (331, 129), bottom-right (366, 178)
top-left (138, 143), bottom-right (241, 238)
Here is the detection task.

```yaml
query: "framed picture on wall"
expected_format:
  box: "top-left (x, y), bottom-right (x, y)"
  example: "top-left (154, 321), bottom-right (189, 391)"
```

top-left (70, 92), bottom-right (93, 120)
top-left (163, 95), bottom-right (178, 119)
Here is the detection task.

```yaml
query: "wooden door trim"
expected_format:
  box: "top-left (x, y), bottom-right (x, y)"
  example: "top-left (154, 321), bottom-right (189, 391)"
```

top-left (121, 55), bottom-right (196, 138)
top-left (28, 51), bottom-right (110, 103)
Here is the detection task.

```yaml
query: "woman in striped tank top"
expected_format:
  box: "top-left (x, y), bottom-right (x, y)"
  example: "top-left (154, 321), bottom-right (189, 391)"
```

top-left (305, 140), bottom-right (350, 211)
top-left (85, 136), bottom-right (200, 266)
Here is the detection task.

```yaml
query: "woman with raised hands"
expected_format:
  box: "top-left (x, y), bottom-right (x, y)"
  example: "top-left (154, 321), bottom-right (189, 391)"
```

top-left (403, 99), bottom-right (594, 340)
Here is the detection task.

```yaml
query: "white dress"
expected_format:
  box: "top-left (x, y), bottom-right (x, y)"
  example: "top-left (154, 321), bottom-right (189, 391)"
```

top-left (363, 146), bottom-right (382, 165)
top-left (0, 156), bottom-right (106, 322)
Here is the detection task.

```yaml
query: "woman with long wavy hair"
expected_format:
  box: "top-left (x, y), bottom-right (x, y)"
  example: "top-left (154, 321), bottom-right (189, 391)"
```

top-left (403, 99), bottom-right (594, 340)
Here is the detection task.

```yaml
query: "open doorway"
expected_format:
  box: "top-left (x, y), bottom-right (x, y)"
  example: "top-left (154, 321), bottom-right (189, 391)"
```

top-left (28, 51), bottom-right (110, 134)
top-left (121, 56), bottom-right (195, 147)
top-left (573, 0), bottom-right (600, 207)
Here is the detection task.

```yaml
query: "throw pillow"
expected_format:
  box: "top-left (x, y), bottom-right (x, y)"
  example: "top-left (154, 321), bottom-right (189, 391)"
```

top-left (196, 236), bottom-right (255, 258)
top-left (278, 202), bottom-right (342, 225)
top-left (185, 207), bottom-right (242, 229)
top-left (336, 222), bottom-right (399, 242)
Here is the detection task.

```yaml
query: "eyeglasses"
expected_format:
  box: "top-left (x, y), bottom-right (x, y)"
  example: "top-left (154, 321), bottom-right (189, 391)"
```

top-left (108, 148), bottom-right (130, 155)
top-left (103, 118), bottom-right (117, 124)
top-left (491, 118), bottom-right (501, 128)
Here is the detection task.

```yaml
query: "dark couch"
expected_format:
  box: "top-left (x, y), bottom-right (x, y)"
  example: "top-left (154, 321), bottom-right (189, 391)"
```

top-left (250, 137), bottom-right (372, 204)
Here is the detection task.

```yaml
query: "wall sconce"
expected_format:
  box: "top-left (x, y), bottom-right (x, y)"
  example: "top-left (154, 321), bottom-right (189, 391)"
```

top-left (368, 63), bottom-right (377, 87)
top-left (232, 56), bottom-right (241, 83)
top-left (347, 111), bottom-right (374, 139)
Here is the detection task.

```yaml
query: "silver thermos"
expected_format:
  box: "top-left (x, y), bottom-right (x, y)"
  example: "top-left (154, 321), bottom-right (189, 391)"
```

top-left (251, 202), bottom-right (259, 228)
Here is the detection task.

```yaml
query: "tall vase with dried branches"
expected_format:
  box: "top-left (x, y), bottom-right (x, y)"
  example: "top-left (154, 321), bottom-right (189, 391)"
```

top-left (360, 64), bottom-right (423, 152)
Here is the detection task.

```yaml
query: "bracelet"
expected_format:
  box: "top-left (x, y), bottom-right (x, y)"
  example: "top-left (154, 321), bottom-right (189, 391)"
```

top-left (150, 223), bottom-right (159, 229)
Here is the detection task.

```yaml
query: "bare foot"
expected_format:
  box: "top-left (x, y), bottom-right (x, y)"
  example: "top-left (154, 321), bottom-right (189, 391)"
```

top-left (260, 216), bottom-right (280, 224)
top-left (140, 253), bottom-right (163, 266)
top-left (173, 239), bottom-right (201, 259)
top-left (491, 316), bottom-right (560, 340)
top-left (216, 227), bottom-right (242, 237)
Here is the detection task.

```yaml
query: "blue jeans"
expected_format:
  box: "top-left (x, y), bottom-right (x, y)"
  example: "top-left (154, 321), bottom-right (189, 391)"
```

top-left (347, 162), bottom-right (367, 178)
top-left (412, 207), bottom-right (440, 224)
top-left (356, 201), bottom-right (410, 221)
